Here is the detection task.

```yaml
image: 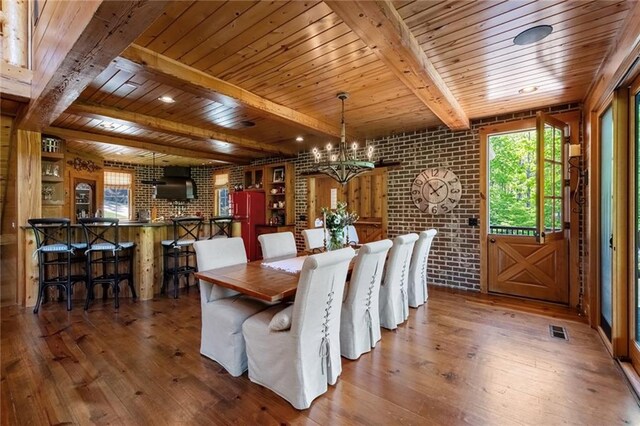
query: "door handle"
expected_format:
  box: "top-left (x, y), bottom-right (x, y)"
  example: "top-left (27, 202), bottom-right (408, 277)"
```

top-left (489, 238), bottom-right (496, 243)
top-left (609, 235), bottom-right (613, 249)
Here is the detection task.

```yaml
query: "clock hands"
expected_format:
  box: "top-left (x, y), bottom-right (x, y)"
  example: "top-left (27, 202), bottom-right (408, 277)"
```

top-left (429, 182), bottom-right (445, 196)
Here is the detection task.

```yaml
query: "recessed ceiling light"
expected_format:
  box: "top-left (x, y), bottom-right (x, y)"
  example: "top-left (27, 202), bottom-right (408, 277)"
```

top-left (158, 95), bottom-right (175, 103)
top-left (124, 81), bottom-right (141, 89)
top-left (514, 25), bottom-right (553, 45)
top-left (240, 120), bottom-right (256, 128)
top-left (116, 151), bottom-right (123, 155)
top-left (100, 122), bottom-right (115, 129)
top-left (519, 86), bottom-right (538, 94)
top-left (296, 136), bottom-right (304, 142)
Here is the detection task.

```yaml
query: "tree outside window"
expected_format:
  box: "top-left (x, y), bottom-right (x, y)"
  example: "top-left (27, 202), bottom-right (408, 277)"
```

top-left (489, 130), bottom-right (537, 229)
top-left (103, 171), bottom-right (133, 220)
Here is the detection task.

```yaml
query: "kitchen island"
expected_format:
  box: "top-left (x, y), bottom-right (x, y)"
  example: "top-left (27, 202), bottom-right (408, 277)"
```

top-left (21, 221), bottom-right (225, 308)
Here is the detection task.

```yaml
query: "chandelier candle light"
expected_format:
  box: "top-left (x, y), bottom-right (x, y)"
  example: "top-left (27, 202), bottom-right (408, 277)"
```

top-left (312, 92), bottom-right (374, 185)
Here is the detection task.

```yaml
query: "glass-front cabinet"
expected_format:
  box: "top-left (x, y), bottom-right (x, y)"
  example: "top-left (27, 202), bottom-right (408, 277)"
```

top-left (74, 181), bottom-right (95, 220)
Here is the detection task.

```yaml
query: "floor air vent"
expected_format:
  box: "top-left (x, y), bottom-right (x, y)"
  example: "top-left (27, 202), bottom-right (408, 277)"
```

top-left (549, 325), bottom-right (568, 340)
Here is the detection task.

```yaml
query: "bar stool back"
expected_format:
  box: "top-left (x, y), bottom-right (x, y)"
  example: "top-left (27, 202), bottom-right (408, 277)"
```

top-left (28, 218), bottom-right (87, 313)
top-left (162, 217), bottom-right (203, 298)
top-left (79, 218), bottom-right (136, 310)
top-left (209, 216), bottom-right (233, 239)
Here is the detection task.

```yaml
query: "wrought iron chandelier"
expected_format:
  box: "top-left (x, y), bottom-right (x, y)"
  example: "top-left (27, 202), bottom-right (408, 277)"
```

top-left (311, 92), bottom-right (374, 185)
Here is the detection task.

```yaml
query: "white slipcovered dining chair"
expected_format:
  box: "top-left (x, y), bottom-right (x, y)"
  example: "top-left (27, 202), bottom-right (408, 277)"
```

top-left (302, 228), bottom-right (328, 253)
top-left (379, 233), bottom-right (419, 330)
top-left (408, 229), bottom-right (437, 308)
top-left (193, 238), bottom-right (270, 377)
top-left (344, 225), bottom-right (359, 245)
top-left (242, 247), bottom-right (355, 410)
top-left (258, 231), bottom-right (297, 260)
top-left (340, 239), bottom-right (392, 360)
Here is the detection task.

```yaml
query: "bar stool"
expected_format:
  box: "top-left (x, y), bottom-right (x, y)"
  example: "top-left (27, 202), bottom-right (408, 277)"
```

top-left (79, 218), bottom-right (136, 310)
top-left (28, 218), bottom-right (87, 313)
top-left (209, 216), bottom-right (233, 239)
top-left (162, 217), bottom-right (203, 298)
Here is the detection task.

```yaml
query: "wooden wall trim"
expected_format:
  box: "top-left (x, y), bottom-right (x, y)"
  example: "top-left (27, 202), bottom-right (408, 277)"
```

top-left (613, 88), bottom-right (630, 356)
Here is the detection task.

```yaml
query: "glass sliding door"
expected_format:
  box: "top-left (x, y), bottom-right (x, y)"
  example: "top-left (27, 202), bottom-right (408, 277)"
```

top-left (600, 106), bottom-right (614, 340)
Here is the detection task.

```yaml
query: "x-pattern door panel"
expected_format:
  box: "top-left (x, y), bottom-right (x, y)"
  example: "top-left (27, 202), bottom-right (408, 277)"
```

top-left (489, 235), bottom-right (568, 303)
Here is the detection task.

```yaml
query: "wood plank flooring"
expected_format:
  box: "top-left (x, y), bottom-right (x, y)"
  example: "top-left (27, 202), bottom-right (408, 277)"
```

top-left (2, 287), bottom-right (639, 425)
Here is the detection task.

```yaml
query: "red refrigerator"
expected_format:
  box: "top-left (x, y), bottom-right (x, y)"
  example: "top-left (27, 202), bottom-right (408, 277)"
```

top-left (230, 191), bottom-right (265, 261)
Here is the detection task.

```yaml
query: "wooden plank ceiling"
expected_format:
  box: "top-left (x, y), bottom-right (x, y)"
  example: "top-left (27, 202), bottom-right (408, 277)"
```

top-left (54, 0), bottom-right (632, 166)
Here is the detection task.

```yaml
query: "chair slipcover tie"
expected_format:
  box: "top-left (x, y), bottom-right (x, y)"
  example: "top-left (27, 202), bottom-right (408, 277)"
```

top-left (319, 276), bottom-right (336, 377)
top-left (421, 259), bottom-right (428, 303)
top-left (364, 262), bottom-right (380, 347)
top-left (400, 258), bottom-right (408, 320)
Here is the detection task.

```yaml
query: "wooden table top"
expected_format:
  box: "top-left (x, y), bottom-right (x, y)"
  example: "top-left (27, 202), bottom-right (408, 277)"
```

top-left (195, 259), bottom-right (303, 302)
top-left (195, 252), bottom-right (357, 303)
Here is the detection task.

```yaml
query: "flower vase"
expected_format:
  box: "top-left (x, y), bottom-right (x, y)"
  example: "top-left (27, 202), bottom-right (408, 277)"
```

top-left (328, 229), bottom-right (344, 251)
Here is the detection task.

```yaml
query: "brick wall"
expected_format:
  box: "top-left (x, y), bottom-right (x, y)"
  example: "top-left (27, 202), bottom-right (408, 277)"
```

top-left (104, 162), bottom-right (214, 219)
top-left (224, 102), bottom-right (583, 292)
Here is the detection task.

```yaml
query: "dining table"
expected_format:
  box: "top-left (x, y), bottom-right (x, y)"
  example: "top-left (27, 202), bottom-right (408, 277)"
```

top-left (195, 251), bottom-right (357, 303)
top-left (195, 256), bottom-right (310, 302)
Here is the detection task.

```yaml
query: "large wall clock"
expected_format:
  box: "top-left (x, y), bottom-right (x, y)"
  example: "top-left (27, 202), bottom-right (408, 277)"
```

top-left (411, 168), bottom-right (462, 214)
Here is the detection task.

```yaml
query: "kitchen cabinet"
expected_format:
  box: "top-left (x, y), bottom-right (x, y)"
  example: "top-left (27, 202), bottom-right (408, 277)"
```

top-left (264, 162), bottom-right (295, 226)
top-left (41, 136), bottom-right (65, 217)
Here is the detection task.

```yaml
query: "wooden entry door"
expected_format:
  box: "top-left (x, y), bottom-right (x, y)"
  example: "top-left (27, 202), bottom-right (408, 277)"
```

top-left (487, 112), bottom-right (569, 303)
top-left (488, 235), bottom-right (568, 302)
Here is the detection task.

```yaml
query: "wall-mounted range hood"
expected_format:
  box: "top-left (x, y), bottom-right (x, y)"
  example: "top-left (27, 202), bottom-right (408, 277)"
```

top-left (156, 167), bottom-right (197, 200)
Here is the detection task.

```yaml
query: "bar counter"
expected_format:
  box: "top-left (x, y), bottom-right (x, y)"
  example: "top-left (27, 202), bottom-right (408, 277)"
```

top-left (21, 221), bottom-right (225, 308)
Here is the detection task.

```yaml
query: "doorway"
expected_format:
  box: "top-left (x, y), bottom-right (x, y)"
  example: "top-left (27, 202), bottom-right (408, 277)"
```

top-left (482, 113), bottom-right (569, 303)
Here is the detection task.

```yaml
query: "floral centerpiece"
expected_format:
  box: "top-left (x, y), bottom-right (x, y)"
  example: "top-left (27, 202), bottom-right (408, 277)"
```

top-left (321, 201), bottom-right (359, 251)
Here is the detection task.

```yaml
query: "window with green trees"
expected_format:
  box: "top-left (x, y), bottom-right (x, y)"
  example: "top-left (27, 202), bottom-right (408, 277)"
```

top-left (489, 129), bottom-right (537, 230)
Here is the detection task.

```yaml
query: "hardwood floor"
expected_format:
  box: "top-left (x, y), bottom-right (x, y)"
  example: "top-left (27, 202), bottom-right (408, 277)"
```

top-left (2, 287), bottom-right (638, 425)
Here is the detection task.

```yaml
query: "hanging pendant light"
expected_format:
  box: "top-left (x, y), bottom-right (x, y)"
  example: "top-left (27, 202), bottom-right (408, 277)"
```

top-left (309, 92), bottom-right (374, 185)
top-left (141, 152), bottom-right (166, 198)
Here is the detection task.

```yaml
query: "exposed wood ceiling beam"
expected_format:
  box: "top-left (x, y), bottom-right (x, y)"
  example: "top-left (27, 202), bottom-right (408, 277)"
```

top-left (0, 64), bottom-right (31, 102)
top-left (325, 0), bottom-right (470, 130)
top-left (67, 102), bottom-right (296, 156)
top-left (117, 44), bottom-right (343, 138)
top-left (18, 1), bottom-right (169, 131)
top-left (45, 127), bottom-right (249, 165)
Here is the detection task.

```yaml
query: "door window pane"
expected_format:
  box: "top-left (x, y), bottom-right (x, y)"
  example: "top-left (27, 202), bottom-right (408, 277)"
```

top-left (488, 129), bottom-right (537, 235)
top-left (554, 126), bottom-right (563, 162)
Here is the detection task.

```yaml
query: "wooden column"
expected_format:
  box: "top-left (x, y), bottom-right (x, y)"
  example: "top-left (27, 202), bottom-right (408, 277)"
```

top-left (15, 129), bottom-right (41, 306)
top-left (137, 227), bottom-right (155, 300)
top-left (1, 0), bottom-right (29, 67)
